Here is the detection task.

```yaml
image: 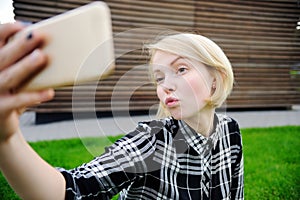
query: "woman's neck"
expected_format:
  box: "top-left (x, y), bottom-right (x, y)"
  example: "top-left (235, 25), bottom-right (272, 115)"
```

top-left (183, 107), bottom-right (215, 138)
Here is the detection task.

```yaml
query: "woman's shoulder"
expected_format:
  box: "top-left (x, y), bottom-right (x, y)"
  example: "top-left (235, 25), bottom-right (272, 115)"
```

top-left (124, 117), bottom-right (179, 144)
top-left (216, 113), bottom-right (240, 130)
top-left (216, 113), bottom-right (243, 146)
top-left (135, 117), bottom-right (178, 137)
top-left (113, 117), bottom-right (177, 152)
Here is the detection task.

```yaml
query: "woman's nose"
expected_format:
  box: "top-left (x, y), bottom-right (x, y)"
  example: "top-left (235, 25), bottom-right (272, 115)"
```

top-left (161, 79), bottom-right (176, 93)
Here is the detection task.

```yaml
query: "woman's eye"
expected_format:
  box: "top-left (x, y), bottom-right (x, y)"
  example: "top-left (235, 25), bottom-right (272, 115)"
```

top-left (177, 66), bottom-right (188, 74)
top-left (155, 77), bottom-right (164, 84)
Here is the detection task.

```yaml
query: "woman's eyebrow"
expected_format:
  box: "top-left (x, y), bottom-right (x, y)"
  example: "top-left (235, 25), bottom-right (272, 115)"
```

top-left (170, 56), bottom-right (183, 65)
top-left (151, 56), bottom-right (184, 72)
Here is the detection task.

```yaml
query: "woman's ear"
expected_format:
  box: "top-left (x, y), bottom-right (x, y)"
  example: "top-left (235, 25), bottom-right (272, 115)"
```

top-left (211, 79), bottom-right (216, 95)
top-left (212, 79), bottom-right (216, 89)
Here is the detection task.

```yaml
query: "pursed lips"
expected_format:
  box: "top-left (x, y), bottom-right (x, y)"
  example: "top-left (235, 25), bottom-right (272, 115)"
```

top-left (165, 97), bottom-right (179, 107)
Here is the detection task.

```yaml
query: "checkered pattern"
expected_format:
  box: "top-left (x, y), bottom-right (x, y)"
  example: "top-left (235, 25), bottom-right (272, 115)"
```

top-left (59, 113), bottom-right (244, 200)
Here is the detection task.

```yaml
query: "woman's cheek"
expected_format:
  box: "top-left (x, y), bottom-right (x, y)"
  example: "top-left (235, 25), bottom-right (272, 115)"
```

top-left (185, 77), bottom-right (211, 102)
top-left (156, 86), bottom-right (164, 102)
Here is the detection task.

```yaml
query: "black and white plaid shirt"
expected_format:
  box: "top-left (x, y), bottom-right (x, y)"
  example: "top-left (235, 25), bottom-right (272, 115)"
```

top-left (59, 113), bottom-right (244, 200)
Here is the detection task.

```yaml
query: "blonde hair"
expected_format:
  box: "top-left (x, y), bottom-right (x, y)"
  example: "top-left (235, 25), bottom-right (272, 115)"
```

top-left (146, 33), bottom-right (234, 118)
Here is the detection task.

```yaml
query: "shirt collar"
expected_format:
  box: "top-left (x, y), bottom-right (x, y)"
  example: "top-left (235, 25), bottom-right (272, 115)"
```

top-left (177, 114), bottom-right (220, 155)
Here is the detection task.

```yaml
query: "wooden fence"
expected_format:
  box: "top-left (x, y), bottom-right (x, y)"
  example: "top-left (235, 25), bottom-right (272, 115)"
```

top-left (13, 0), bottom-right (300, 119)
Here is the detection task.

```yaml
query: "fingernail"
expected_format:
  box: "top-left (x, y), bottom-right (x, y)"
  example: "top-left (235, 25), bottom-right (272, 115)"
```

top-left (26, 32), bottom-right (33, 40)
top-left (30, 49), bottom-right (40, 61)
top-left (42, 89), bottom-right (55, 99)
top-left (19, 20), bottom-right (32, 26)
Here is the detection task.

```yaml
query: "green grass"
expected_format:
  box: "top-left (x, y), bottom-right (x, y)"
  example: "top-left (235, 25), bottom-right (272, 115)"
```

top-left (0, 126), bottom-right (299, 199)
top-left (242, 126), bottom-right (300, 199)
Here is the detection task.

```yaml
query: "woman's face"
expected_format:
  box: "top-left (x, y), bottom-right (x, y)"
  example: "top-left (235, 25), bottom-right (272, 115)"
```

top-left (151, 50), bottom-right (215, 120)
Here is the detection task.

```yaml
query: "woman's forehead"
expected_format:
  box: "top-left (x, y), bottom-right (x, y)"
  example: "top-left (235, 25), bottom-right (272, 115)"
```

top-left (151, 50), bottom-right (202, 69)
top-left (150, 50), bottom-right (211, 76)
top-left (151, 50), bottom-right (182, 65)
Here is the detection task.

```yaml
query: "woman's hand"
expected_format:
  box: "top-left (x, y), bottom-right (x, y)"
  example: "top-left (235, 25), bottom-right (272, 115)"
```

top-left (0, 22), bottom-right (54, 143)
top-left (0, 23), bottom-right (65, 200)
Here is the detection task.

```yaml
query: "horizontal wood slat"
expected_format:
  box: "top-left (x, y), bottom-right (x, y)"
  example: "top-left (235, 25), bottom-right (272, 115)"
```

top-left (12, 0), bottom-right (300, 114)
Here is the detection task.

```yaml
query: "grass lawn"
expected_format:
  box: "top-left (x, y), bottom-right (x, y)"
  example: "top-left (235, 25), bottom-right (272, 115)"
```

top-left (0, 126), bottom-right (299, 199)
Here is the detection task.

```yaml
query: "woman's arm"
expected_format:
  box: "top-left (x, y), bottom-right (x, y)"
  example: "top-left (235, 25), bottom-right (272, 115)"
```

top-left (0, 132), bottom-right (66, 200)
top-left (0, 22), bottom-right (65, 200)
top-left (230, 122), bottom-right (244, 200)
top-left (231, 149), bottom-right (244, 199)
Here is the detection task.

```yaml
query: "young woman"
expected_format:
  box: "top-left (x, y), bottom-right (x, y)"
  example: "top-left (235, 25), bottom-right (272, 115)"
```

top-left (0, 22), bottom-right (243, 200)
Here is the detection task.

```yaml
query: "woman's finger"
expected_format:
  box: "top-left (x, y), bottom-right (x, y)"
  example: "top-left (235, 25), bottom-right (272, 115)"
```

top-left (0, 30), bottom-right (46, 72)
top-left (0, 22), bottom-right (24, 48)
top-left (0, 89), bottom-right (55, 113)
top-left (0, 49), bottom-right (47, 93)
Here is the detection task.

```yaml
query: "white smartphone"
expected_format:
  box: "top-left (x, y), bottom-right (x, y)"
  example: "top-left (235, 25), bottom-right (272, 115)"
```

top-left (12, 2), bottom-right (115, 91)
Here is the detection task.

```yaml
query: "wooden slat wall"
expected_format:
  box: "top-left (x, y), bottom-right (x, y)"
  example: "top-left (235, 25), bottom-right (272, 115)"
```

top-left (194, 0), bottom-right (300, 108)
top-left (13, 0), bottom-right (300, 114)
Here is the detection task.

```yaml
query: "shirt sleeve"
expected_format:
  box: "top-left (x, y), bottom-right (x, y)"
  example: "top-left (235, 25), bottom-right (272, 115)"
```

top-left (230, 121), bottom-right (244, 200)
top-left (57, 122), bottom-right (158, 200)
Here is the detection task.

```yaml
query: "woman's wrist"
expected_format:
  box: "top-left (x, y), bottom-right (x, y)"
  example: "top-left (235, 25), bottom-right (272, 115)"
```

top-left (0, 129), bottom-right (23, 152)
